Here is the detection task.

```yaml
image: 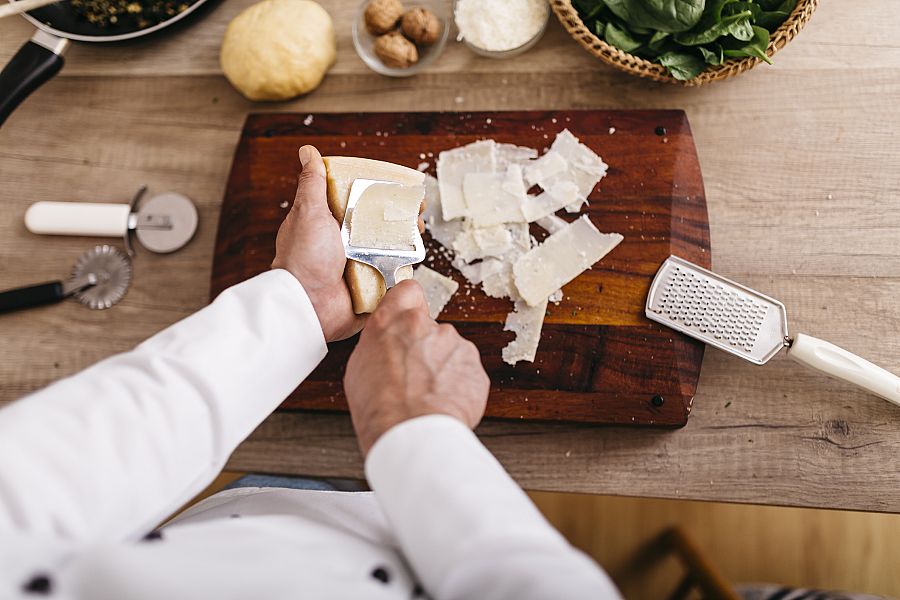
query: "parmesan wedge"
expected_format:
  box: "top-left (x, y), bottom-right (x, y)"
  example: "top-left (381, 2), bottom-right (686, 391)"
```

top-left (513, 215), bottom-right (623, 307)
top-left (414, 265), bottom-right (459, 319)
top-left (324, 156), bottom-right (425, 314)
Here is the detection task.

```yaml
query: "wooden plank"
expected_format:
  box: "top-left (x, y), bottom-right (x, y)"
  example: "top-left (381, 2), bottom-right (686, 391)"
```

top-left (2, 2), bottom-right (899, 75)
top-left (0, 0), bottom-right (899, 510)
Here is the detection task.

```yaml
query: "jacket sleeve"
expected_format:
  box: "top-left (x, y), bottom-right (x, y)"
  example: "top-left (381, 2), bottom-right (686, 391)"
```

top-left (365, 415), bottom-right (621, 600)
top-left (0, 269), bottom-right (327, 543)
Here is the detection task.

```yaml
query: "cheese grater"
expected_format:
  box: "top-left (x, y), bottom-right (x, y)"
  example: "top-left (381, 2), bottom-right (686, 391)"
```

top-left (340, 178), bottom-right (425, 288)
top-left (646, 255), bottom-right (900, 407)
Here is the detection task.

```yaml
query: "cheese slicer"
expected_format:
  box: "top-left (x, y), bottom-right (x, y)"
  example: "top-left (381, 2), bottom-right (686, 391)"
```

top-left (24, 186), bottom-right (198, 256)
top-left (340, 178), bottom-right (425, 288)
top-left (646, 255), bottom-right (900, 407)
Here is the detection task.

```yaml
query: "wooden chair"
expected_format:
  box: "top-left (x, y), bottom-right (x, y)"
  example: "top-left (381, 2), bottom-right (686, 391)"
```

top-left (649, 526), bottom-right (740, 600)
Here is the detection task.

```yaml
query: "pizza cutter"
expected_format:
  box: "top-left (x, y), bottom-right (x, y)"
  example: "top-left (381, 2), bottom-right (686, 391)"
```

top-left (0, 245), bottom-right (132, 314)
top-left (24, 186), bottom-right (198, 256)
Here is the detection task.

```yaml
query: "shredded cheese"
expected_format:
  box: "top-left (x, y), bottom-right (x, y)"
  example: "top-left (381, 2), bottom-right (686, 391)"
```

top-left (454, 0), bottom-right (549, 52)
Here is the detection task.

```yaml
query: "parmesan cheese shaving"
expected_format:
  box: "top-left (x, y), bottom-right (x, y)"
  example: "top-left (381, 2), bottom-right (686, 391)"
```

top-left (436, 140), bottom-right (496, 221)
top-left (463, 166), bottom-right (527, 228)
top-left (349, 182), bottom-right (423, 250)
top-left (535, 214), bottom-right (569, 234)
top-left (522, 180), bottom-right (580, 223)
top-left (414, 265), bottom-right (459, 319)
top-left (502, 298), bottom-right (548, 365)
top-left (513, 215), bottom-right (623, 307)
top-left (422, 128), bottom-right (622, 365)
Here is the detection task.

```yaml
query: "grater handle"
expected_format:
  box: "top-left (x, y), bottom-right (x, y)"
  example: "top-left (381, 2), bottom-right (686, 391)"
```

top-left (788, 333), bottom-right (900, 407)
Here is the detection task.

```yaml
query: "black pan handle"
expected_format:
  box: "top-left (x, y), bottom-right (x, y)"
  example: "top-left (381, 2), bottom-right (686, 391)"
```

top-left (0, 281), bottom-right (66, 314)
top-left (0, 31), bottom-right (69, 127)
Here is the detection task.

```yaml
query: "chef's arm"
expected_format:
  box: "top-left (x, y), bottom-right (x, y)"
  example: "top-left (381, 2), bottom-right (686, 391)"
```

top-left (348, 283), bottom-right (621, 600)
top-left (0, 146), bottom-right (358, 543)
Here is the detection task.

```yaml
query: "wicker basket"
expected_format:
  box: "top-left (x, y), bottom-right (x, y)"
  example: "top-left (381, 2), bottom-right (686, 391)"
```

top-left (550, 0), bottom-right (818, 86)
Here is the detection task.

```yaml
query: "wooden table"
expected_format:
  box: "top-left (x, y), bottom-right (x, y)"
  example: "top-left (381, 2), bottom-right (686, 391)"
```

top-left (1, 1), bottom-right (898, 513)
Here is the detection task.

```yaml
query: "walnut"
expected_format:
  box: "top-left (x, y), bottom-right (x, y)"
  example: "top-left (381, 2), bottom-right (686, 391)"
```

top-left (374, 30), bottom-right (419, 68)
top-left (364, 0), bottom-right (403, 35)
top-left (400, 7), bottom-right (441, 46)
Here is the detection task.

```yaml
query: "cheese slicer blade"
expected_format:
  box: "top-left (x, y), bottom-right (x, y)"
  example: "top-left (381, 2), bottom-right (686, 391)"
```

top-left (340, 178), bottom-right (425, 289)
top-left (646, 255), bottom-right (900, 407)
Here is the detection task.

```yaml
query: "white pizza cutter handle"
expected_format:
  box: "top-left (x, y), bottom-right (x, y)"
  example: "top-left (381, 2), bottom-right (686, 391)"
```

top-left (25, 201), bottom-right (130, 237)
top-left (787, 333), bottom-right (900, 407)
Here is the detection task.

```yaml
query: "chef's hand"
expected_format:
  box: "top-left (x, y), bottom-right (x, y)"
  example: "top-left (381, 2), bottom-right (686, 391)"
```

top-left (272, 145), bottom-right (365, 342)
top-left (344, 280), bottom-right (490, 456)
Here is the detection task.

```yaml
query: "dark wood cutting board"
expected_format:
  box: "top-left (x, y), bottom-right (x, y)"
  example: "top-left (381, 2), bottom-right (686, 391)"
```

top-left (211, 110), bottom-right (710, 426)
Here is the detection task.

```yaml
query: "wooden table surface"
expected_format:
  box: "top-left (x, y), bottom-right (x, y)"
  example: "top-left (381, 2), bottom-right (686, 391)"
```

top-left (1, 1), bottom-right (898, 513)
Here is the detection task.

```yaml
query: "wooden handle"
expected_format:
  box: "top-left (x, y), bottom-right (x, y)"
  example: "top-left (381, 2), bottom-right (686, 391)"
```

top-left (0, 0), bottom-right (62, 19)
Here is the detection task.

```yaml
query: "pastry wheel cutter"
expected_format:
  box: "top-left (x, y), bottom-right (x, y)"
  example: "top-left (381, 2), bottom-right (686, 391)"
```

top-left (646, 255), bottom-right (900, 407)
top-left (24, 186), bottom-right (198, 256)
top-left (0, 245), bottom-right (132, 314)
top-left (340, 178), bottom-right (425, 288)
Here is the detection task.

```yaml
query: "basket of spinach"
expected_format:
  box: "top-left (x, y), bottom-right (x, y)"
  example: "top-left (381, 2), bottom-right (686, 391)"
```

top-left (570, 0), bottom-right (799, 81)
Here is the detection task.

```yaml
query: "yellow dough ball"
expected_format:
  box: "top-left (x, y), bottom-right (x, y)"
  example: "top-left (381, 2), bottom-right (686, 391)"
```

top-left (220, 0), bottom-right (336, 101)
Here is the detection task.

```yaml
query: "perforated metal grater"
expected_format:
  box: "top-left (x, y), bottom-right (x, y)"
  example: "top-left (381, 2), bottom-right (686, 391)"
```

top-left (646, 256), bottom-right (900, 407)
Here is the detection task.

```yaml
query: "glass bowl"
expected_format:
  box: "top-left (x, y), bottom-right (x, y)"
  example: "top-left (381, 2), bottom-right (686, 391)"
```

top-left (453, 0), bottom-right (550, 59)
top-left (353, 0), bottom-right (450, 77)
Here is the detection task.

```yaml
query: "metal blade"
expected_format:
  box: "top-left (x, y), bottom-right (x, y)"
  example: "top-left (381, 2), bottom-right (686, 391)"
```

top-left (645, 256), bottom-right (789, 365)
top-left (70, 245), bottom-right (133, 310)
top-left (340, 178), bottom-right (426, 289)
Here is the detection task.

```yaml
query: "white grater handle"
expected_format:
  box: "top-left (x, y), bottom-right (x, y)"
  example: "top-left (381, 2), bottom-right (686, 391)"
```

top-left (788, 333), bottom-right (900, 407)
top-left (25, 202), bottom-right (129, 237)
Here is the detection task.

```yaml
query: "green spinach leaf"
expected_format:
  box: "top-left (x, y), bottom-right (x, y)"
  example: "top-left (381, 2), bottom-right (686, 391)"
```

top-left (722, 25), bottom-right (772, 63)
top-left (602, 0), bottom-right (707, 33)
top-left (657, 50), bottom-right (707, 80)
top-left (605, 20), bottom-right (645, 52)
top-left (698, 44), bottom-right (723, 64)
top-left (674, 9), bottom-right (753, 45)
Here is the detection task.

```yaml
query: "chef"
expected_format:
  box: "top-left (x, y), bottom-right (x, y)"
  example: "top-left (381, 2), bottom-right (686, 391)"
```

top-left (0, 146), bottom-right (619, 599)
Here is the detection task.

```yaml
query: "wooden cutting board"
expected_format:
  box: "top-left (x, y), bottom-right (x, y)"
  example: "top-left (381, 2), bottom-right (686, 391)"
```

top-left (211, 110), bottom-right (710, 427)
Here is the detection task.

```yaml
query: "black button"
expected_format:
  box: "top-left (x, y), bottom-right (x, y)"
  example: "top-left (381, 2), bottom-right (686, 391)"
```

top-left (655, 126), bottom-right (667, 136)
top-left (371, 566), bottom-right (390, 584)
top-left (412, 583), bottom-right (426, 597)
top-left (22, 573), bottom-right (52, 595)
top-left (143, 530), bottom-right (163, 541)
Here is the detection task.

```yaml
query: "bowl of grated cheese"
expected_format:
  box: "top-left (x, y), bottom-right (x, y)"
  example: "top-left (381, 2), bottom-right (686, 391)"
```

top-left (454, 0), bottom-right (550, 58)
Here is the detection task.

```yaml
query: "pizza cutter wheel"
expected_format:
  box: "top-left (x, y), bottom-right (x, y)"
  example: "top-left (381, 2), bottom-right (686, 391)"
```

top-left (0, 245), bottom-right (132, 314)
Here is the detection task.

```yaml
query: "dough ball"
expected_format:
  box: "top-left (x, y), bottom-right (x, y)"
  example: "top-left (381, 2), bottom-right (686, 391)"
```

top-left (221, 0), bottom-right (336, 101)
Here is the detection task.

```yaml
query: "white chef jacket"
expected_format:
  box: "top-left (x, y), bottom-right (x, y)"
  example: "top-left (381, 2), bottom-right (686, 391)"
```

top-left (0, 269), bottom-right (619, 599)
